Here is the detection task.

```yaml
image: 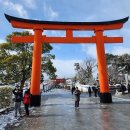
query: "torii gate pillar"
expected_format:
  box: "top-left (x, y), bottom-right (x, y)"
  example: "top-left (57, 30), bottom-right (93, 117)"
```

top-left (30, 29), bottom-right (43, 106)
top-left (95, 30), bottom-right (112, 102)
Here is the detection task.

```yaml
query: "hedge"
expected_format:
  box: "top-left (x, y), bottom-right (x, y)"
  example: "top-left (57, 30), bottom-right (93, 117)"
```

top-left (0, 86), bottom-right (13, 109)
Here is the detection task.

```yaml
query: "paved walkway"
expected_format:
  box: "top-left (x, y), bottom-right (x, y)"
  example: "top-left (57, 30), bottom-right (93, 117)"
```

top-left (5, 89), bottom-right (130, 130)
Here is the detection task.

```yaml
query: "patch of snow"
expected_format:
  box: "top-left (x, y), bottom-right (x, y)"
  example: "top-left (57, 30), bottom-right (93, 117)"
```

top-left (0, 110), bottom-right (20, 130)
top-left (0, 108), bottom-right (6, 113)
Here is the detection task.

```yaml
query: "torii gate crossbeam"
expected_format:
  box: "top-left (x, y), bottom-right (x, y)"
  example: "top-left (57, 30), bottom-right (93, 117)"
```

top-left (5, 14), bottom-right (129, 106)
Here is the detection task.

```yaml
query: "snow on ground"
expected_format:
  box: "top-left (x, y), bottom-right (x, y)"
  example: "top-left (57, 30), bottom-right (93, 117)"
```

top-left (0, 89), bottom-right (57, 130)
top-left (0, 88), bottom-right (130, 130)
top-left (0, 110), bottom-right (21, 130)
top-left (0, 109), bottom-right (23, 130)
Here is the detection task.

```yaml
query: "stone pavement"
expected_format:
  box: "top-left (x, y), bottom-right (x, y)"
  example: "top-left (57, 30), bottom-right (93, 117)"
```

top-left (5, 89), bottom-right (130, 130)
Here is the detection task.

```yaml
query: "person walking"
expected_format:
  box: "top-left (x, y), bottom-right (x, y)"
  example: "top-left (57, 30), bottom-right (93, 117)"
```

top-left (71, 86), bottom-right (76, 95)
top-left (74, 87), bottom-right (81, 109)
top-left (88, 87), bottom-right (92, 97)
top-left (97, 86), bottom-right (100, 97)
top-left (23, 90), bottom-right (30, 116)
top-left (12, 86), bottom-right (23, 117)
top-left (43, 84), bottom-right (45, 92)
top-left (94, 87), bottom-right (98, 97)
top-left (127, 83), bottom-right (130, 94)
top-left (121, 84), bottom-right (126, 95)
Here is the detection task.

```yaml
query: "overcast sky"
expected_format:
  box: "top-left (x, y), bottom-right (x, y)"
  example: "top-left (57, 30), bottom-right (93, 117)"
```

top-left (0, 0), bottom-right (130, 78)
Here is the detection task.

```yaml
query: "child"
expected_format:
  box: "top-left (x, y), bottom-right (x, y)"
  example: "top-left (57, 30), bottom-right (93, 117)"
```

top-left (23, 90), bottom-right (30, 116)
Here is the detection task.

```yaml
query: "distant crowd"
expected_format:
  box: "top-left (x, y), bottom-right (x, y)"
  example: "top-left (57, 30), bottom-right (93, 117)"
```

top-left (71, 82), bottom-right (130, 109)
top-left (12, 82), bottom-right (130, 116)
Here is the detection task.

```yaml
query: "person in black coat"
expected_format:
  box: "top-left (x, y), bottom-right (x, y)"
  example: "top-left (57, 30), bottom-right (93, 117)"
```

top-left (74, 87), bottom-right (81, 109)
top-left (12, 87), bottom-right (23, 117)
top-left (88, 87), bottom-right (92, 97)
top-left (127, 83), bottom-right (130, 93)
top-left (94, 87), bottom-right (98, 97)
top-left (71, 86), bottom-right (76, 95)
top-left (97, 86), bottom-right (100, 97)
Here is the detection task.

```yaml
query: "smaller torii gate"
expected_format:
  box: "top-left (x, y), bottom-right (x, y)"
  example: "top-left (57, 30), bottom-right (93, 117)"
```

top-left (5, 14), bottom-right (128, 106)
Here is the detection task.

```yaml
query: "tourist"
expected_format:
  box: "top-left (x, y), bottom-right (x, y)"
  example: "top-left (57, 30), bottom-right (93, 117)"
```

top-left (74, 87), bottom-right (81, 109)
top-left (71, 85), bottom-right (76, 95)
top-left (94, 87), bottom-right (98, 97)
top-left (127, 83), bottom-right (130, 94)
top-left (121, 84), bottom-right (126, 94)
top-left (23, 90), bottom-right (30, 116)
top-left (88, 87), bottom-right (92, 97)
top-left (97, 86), bottom-right (100, 97)
top-left (12, 86), bottom-right (23, 117)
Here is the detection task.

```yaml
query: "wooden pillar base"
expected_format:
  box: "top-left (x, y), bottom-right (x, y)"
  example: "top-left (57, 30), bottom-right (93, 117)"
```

top-left (30, 95), bottom-right (41, 107)
top-left (100, 93), bottom-right (112, 103)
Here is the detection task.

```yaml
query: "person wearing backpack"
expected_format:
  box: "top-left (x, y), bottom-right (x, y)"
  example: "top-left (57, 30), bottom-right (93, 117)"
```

top-left (23, 90), bottom-right (30, 116)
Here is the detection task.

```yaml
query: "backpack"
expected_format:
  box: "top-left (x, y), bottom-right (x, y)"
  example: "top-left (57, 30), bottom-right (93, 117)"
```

top-left (23, 94), bottom-right (30, 105)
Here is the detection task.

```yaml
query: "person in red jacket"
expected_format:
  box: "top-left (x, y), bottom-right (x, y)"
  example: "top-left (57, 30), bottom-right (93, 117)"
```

top-left (23, 90), bottom-right (30, 116)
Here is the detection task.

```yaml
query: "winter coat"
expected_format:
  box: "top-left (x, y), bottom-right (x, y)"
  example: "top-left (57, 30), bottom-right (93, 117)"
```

top-left (23, 93), bottom-right (30, 105)
top-left (88, 87), bottom-right (91, 93)
top-left (74, 89), bottom-right (81, 101)
top-left (12, 89), bottom-right (23, 102)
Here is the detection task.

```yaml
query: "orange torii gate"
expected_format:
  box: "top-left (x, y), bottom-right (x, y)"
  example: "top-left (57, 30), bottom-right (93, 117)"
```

top-left (5, 14), bottom-right (128, 106)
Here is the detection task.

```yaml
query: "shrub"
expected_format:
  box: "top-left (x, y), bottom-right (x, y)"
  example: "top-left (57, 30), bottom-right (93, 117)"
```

top-left (0, 86), bottom-right (13, 109)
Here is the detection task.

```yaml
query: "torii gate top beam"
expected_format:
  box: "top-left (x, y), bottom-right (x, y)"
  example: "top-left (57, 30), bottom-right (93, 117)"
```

top-left (5, 14), bottom-right (129, 31)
